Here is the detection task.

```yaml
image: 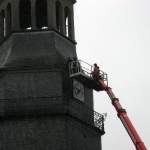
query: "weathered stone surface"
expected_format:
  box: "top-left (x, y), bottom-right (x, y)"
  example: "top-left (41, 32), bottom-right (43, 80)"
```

top-left (0, 116), bottom-right (67, 150)
top-left (0, 0), bottom-right (104, 150)
top-left (0, 116), bottom-right (102, 150)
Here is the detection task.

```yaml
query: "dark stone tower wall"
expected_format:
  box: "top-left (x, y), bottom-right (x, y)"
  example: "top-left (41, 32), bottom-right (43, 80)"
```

top-left (0, 0), bottom-right (105, 150)
top-left (0, 116), bottom-right (102, 150)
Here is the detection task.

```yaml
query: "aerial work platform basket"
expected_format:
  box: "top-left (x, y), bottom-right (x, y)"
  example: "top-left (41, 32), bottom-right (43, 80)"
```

top-left (69, 60), bottom-right (108, 91)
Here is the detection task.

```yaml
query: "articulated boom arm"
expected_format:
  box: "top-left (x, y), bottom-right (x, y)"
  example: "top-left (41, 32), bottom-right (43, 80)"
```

top-left (96, 79), bottom-right (147, 150)
top-left (68, 60), bottom-right (147, 150)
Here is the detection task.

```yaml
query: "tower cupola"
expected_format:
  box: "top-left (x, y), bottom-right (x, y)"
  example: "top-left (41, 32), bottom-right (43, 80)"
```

top-left (0, 0), bottom-right (76, 68)
top-left (0, 0), bottom-right (75, 43)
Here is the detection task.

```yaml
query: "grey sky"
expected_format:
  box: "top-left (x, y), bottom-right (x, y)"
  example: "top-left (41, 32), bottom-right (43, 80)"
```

top-left (75, 0), bottom-right (150, 149)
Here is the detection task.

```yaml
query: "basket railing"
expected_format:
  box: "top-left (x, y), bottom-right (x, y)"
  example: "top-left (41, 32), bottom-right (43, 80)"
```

top-left (69, 60), bottom-right (108, 83)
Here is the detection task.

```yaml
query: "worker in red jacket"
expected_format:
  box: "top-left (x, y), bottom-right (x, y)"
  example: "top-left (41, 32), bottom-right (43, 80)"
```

top-left (92, 63), bottom-right (100, 80)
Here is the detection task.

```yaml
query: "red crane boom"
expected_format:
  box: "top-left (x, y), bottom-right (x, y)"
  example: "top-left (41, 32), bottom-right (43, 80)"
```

top-left (69, 60), bottom-right (147, 150)
top-left (95, 74), bottom-right (147, 150)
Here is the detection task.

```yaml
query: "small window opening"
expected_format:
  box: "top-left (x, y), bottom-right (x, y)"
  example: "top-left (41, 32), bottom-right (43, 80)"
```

top-left (0, 12), bottom-right (3, 40)
top-left (0, 10), bottom-right (5, 39)
top-left (41, 26), bottom-right (48, 30)
top-left (64, 7), bottom-right (71, 38)
top-left (26, 27), bottom-right (32, 30)
top-left (3, 14), bottom-right (6, 37)
top-left (36, 0), bottom-right (48, 29)
top-left (19, 0), bottom-right (31, 30)
top-left (65, 15), bottom-right (69, 37)
top-left (6, 3), bottom-right (12, 35)
top-left (56, 1), bottom-right (62, 32)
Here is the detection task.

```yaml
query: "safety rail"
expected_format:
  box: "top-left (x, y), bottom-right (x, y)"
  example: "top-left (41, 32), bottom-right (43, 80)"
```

top-left (70, 101), bottom-right (106, 132)
top-left (94, 111), bottom-right (106, 131)
top-left (69, 60), bottom-right (108, 83)
top-left (68, 98), bottom-right (106, 132)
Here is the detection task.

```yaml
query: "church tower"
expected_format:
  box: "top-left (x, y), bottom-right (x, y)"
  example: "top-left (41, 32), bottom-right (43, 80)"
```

top-left (0, 0), bottom-right (105, 150)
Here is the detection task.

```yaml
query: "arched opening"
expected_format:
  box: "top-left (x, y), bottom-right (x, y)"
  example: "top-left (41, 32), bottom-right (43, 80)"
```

top-left (36, 0), bottom-right (48, 29)
top-left (64, 7), bottom-right (71, 38)
top-left (6, 3), bottom-right (12, 35)
top-left (0, 10), bottom-right (5, 40)
top-left (19, 0), bottom-right (31, 30)
top-left (56, 1), bottom-right (62, 32)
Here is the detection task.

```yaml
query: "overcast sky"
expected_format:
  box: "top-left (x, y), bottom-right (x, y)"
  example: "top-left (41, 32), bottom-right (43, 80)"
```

top-left (74, 0), bottom-right (150, 149)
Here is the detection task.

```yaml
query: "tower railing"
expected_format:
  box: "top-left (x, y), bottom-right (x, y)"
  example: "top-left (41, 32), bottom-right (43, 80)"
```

top-left (68, 98), bottom-right (106, 132)
top-left (94, 111), bottom-right (107, 131)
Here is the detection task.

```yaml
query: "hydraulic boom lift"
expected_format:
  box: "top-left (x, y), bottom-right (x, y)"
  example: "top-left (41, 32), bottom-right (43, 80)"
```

top-left (69, 60), bottom-right (147, 150)
top-left (92, 64), bottom-right (147, 150)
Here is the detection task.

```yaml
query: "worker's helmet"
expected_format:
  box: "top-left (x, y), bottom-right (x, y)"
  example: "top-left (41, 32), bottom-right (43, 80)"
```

top-left (94, 63), bottom-right (97, 67)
